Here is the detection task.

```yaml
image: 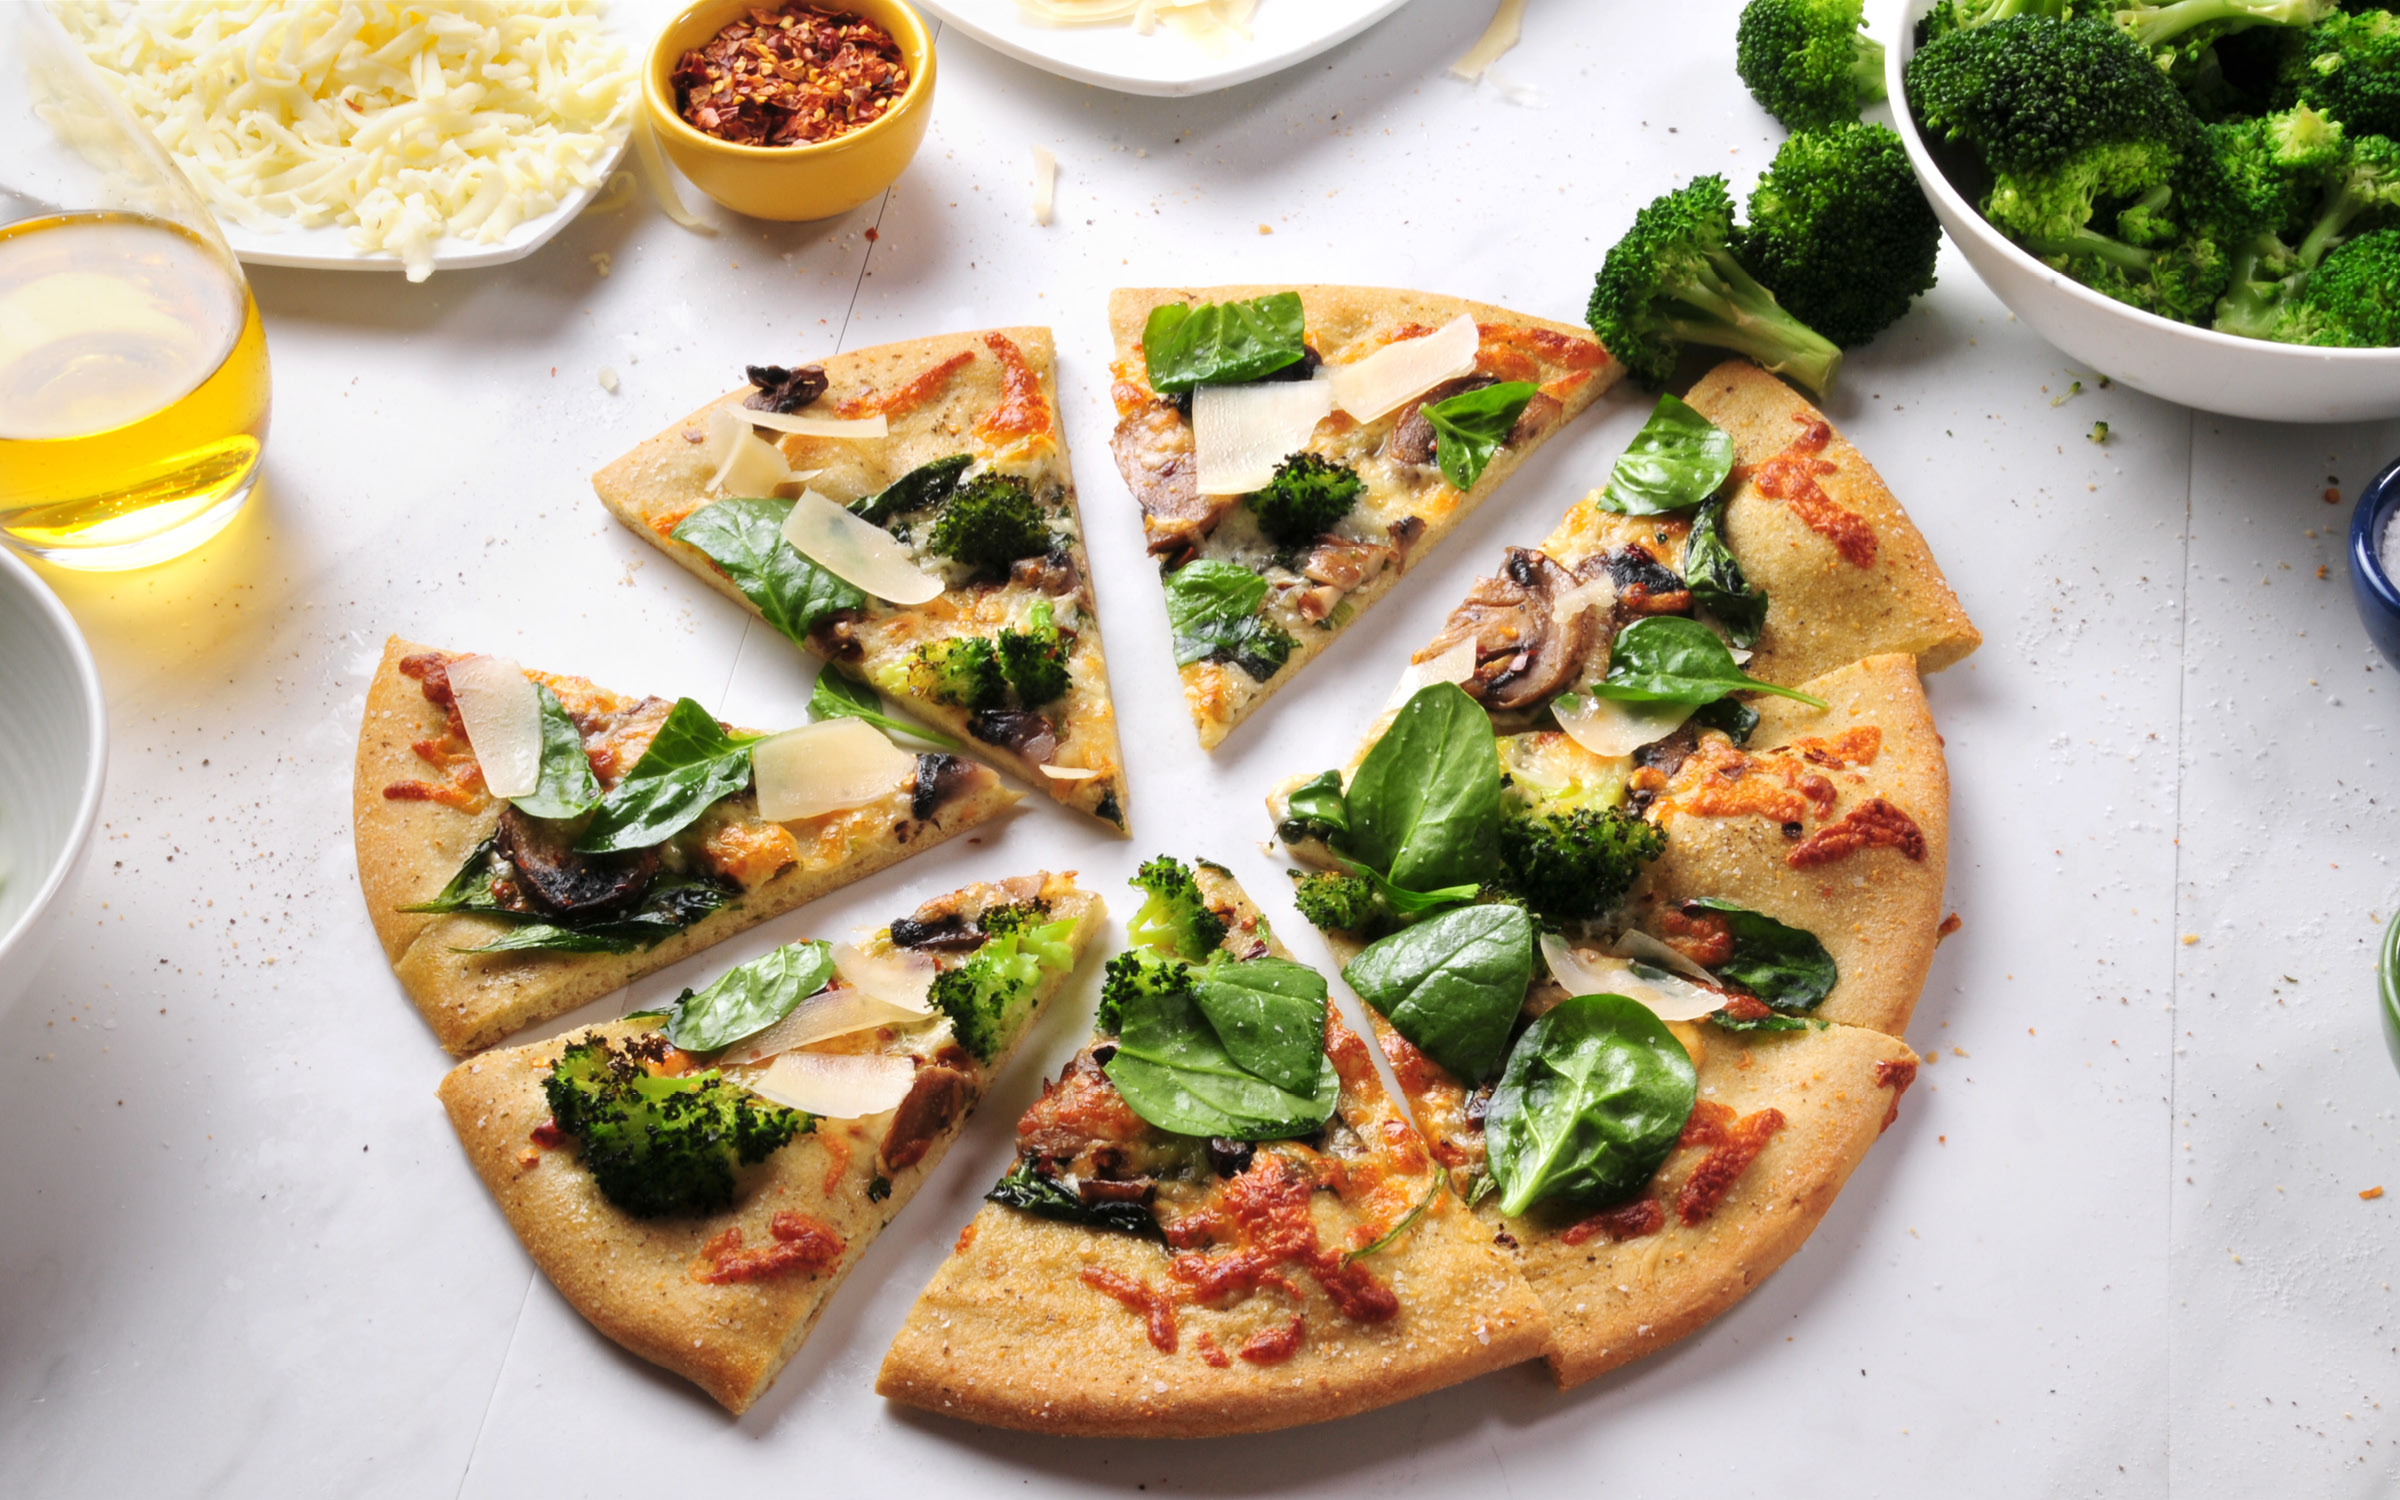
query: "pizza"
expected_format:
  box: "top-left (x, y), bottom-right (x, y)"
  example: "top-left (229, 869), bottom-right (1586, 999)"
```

top-left (593, 327), bottom-right (1130, 830)
top-left (1104, 284), bottom-right (1621, 750)
top-left (356, 637), bottom-right (1013, 1055)
top-left (876, 858), bottom-right (1551, 1436)
top-left (438, 872), bottom-right (1101, 1414)
top-left (1263, 358), bottom-right (1976, 1388)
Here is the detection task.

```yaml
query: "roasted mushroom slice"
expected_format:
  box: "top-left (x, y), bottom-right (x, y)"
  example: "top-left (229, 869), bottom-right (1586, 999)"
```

top-left (1420, 547), bottom-right (1597, 712)
top-left (492, 804), bottom-right (660, 920)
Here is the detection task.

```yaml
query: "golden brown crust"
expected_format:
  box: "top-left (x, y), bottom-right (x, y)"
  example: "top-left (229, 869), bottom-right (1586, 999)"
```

top-left (591, 327), bottom-right (1130, 831)
top-left (437, 879), bottom-right (1102, 1415)
top-left (353, 636), bottom-right (1020, 1056)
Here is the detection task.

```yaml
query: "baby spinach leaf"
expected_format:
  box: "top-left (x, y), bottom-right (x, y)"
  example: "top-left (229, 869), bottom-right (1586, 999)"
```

top-left (1142, 292), bottom-right (1307, 394)
top-left (576, 698), bottom-right (761, 853)
top-left (809, 666), bottom-right (959, 749)
top-left (1189, 954), bottom-right (1328, 1096)
top-left (672, 496), bottom-right (867, 647)
top-left (1485, 991), bottom-right (1696, 1217)
top-left (399, 835), bottom-right (500, 914)
top-left (1283, 769), bottom-right (1349, 837)
top-left (851, 453), bottom-right (971, 525)
top-left (1707, 1008), bottom-right (1815, 1033)
top-left (1342, 904), bottom-right (1533, 1083)
top-left (1600, 394), bottom-right (1737, 515)
top-left (1343, 682), bottom-right (1504, 894)
top-left (1691, 696), bottom-right (1760, 745)
top-left (1105, 978), bottom-right (1339, 1141)
top-left (509, 683), bottom-right (603, 820)
top-left (663, 940), bottom-right (836, 1053)
top-left (1340, 858), bottom-right (1481, 919)
top-left (1424, 380), bottom-right (1538, 491)
top-left (1163, 559), bottom-right (1295, 681)
top-left (1684, 498), bottom-right (1769, 649)
top-left (452, 878), bottom-right (732, 955)
top-left (985, 1157), bottom-right (1165, 1243)
top-left (1683, 897), bottom-right (1838, 1012)
top-left (1591, 616), bottom-right (1827, 711)
top-left (1345, 1177), bottom-right (1442, 1263)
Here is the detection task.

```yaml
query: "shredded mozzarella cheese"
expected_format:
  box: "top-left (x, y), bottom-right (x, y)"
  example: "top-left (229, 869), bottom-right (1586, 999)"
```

top-left (52, 0), bottom-right (635, 281)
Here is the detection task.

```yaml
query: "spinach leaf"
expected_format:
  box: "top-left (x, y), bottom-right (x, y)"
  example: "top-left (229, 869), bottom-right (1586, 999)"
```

top-left (1142, 292), bottom-right (1307, 395)
top-left (1424, 381), bottom-right (1538, 492)
top-left (1162, 559), bottom-right (1295, 681)
top-left (1283, 769), bottom-right (1349, 837)
top-left (1601, 393), bottom-right (1737, 514)
top-left (1691, 696), bottom-right (1760, 745)
top-left (1591, 616), bottom-right (1827, 710)
top-left (809, 665), bottom-right (959, 749)
top-left (399, 835), bottom-right (500, 914)
top-left (1345, 1177), bottom-right (1441, 1263)
top-left (575, 698), bottom-right (761, 853)
top-left (1683, 897), bottom-right (1838, 1012)
top-left (1343, 682), bottom-right (1504, 894)
top-left (985, 1157), bottom-right (1165, 1243)
top-left (672, 496), bottom-right (866, 647)
top-left (452, 878), bottom-right (732, 955)
top-left (1340, 858), bottom-right (1481, 919)
top-left (1105, 977), bottom-right (1339, 1141)
top-left (510, 683), bottom-right (603, 821)
top-left (1708, 1008), bottom-right (1816, 1033)
top-left (1683, 498), bottom-right (1769, 649)
top-left (852, 453), bottom-right (971, 525)
top-left (663, 940), bottom-right (835, 1052)
top-left (1485, 991), bottom-right (1696, 1217)
top-left (1342, 904), bottom-right (1532, 1083)
top-left (1188, 954), bottom-right (1328, 1096)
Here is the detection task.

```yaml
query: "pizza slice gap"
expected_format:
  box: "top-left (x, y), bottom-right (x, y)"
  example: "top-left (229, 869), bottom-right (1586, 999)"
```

top-left (1104, 284), bottom-right (1622, 750)
top-left (592, 327), bottom-right (1131, 832)
top-left (356, 636), bottom-right (1017, 1056)
top-left (438, 872), bottom-right (1104, 1416)
top-left (875, 857), bottom-right (1551, 1438)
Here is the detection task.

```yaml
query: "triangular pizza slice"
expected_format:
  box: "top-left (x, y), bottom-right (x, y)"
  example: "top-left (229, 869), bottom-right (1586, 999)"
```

top-left (439, 872), bottom-right (1103, 1414)
top-left (356, 636), bottom-right (1015, 1055)
top-left (1105, 284), bottom-right (1621, 749)
top-left (594, 327), bottom-right (1130, 831)
top-left (876, 858), bottom-right (1551, 1436)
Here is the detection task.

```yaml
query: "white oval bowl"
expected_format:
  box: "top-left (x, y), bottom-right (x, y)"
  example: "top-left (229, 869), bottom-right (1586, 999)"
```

top-left (1885, 0), bottom-right (2400, 423)
top-left (0, 547), bottom-right (107, 1016)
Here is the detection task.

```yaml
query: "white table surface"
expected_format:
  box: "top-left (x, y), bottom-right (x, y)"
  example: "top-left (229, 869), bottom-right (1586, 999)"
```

top-left (6, 4), bottom-right (2399, 1495)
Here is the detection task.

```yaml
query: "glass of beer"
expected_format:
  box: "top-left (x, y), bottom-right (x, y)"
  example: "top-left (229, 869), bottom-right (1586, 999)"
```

top-left (0, 7), bottom-right (270, 572)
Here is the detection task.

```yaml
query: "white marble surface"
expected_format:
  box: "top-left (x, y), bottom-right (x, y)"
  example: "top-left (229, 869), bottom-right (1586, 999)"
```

top-left (5, 3), bottom-right (2398, 1495)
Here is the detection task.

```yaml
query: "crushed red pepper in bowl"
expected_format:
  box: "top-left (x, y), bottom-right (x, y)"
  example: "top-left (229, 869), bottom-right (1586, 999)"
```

top-left (672, 4), bottom-right (911, 148)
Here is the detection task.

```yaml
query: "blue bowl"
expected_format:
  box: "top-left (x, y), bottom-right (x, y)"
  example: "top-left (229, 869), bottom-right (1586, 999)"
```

top-left (2350, 455), bottom-right (2400, 671)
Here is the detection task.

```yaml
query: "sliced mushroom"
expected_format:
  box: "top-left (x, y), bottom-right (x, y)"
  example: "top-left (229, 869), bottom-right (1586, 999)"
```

top-left (968, 707), bottom-right (1059, 765)
top-left (743, 363), bottom-right (828, 413)
top-left (911, 752), bottom-right (979, 822)
top-left (888, 911), bottom-right (982, 953)
top-left (1419, 547), bottom-right (1595, 712)
top-left (1592, 544), bottom-right (1693, 617)
top-left (492, 804), bottom-right (659, 920)
top-left (1110, 402), bottom-right (1235, 561)
top-left (1386, 515), bottom-right (1426, 564)
top-left (1510, 390), bottom-right (1565, 445)
top-left (1009, 550), bottom-right (1082, 596)
top-left (1300, 538), bottom-right (1394, 592)
top-left (880, 1060), bottom-right (973, 1172)
top-left (1386, 375), bottom-right (1497, 467)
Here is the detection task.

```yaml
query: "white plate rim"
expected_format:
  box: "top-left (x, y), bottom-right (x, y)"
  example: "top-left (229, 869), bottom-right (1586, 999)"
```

top-left (915, 0), bottom-right (1419, 96)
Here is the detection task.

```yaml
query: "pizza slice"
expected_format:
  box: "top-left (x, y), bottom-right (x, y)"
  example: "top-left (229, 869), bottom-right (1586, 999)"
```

top-left (594, 327), bottom-right (1129, 831)
top-left (356, 636), bottom-right (1015, 1055)
top-left (1104, 284), bottom-right (1621, 749)
top-left (439, 873), bottom-right (1101, 1414)
top-left (875, 857), bottom-right (1551, 1436)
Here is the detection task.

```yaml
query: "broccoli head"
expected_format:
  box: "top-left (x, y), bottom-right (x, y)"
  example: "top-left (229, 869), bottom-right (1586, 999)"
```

top-left (924, 472), bottom-right (1051, 570)
top-left (929, 917), bottom-right (1076, 1061)
top-left (975, 899), bottom-right (1052, 940)
top-left (996, 599), bottom-right (1072, 707)
top-left (2283, 9), bottom-right (2400, 138)
top-left (1737, 123), bottom-right (1940, 348)
top-left (1097, 946), bottom-right (1194, 1033)
top-left (1292, 870), bottom-right (1388, 937)
top-left (1915, 0), bottom-right (2072, 46)
top-left (907, 635), bottom-right (1006, 711)
top-left (543, 1031), bottom-right (808, 1219)
top-left (1248, 452), bottom-right (1364, 548)
top-left (2113, 0), bottom-right (2333, 60)
top-left (2297, 129), bottom-right (2400, 265)
top-left (2289, 225), bottom-right (2400, 344)
top-left (1737, 0), bottom-right (1888, 131)
top-left (1494, 808), bottom-right (1668, 926)
top-left (1585, 174), bottom-right (1844, 395)
top-left (1125, 855), bottom-right (1229, 962)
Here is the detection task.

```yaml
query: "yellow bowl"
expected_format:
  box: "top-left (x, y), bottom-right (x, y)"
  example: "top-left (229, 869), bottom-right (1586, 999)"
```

top-left (643, 0), bottom-right (935, 222)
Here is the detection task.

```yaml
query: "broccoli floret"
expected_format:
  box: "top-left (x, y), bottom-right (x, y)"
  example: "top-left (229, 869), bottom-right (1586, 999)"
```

top-left (1915, 0), bottom-right (2072, 46)
top-left (543, 1032), bottom-right (807, 1219)
top-left (2289, 225), bottom-right (2400, 344)
top-left (1737, 0), bottom-right (1888, 131)
top-left (976, 899), bottom-right (1052, 940)
top-left (929, 919), bottom-right (1073, 1061)
top-left (2209, 124), bottom-right (2399, 337)
top-left (1125, 856), bottom-right (1229, 962)
top-left (1737, 123), bottom-right (1941, 348)
top-left (996, 599), bottom-right (1071, 707)
top-left (2283, 9), bottom-right (2400, 137)
top-left (1293, 870), bottom-right (1386, 936)
top-left (1248, 453), bottom-right (1364, 548)
top-left (2113, 0), bottom-right (2332, 58)
top-left (907, 636), bottom-right (1006, 710)
top-left (2295, 129), bottom-right (2400, 265)
top-left (1097, 947), bottom-right (1193, 1033)
top-left (1585, 175), bottom-right (1844, 395)
top-left (1494, 808), bottom-right (1668, 926)
top-left (924, 473), bottom-right (1050, 569)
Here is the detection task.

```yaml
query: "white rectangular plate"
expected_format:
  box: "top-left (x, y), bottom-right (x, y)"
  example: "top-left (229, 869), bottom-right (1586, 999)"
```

top-left (917, 0), bottom-right (1420, 96)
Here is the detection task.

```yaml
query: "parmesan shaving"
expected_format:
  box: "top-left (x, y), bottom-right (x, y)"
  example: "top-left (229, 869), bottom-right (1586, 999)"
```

top-left (632, 116), bottom-right (716, 235)
top-left (1384, 638), bottom-right (1478, 712)
top-left (1038, 764), bottom-right (1101, 780)
top-left (778, 488), bottom-right (944, 604)
top-left (753, 718), bottom-right (916, 821)
top-left (743, 408), bottom-right (890, 440)
top-left (1329, 315), bottom-right (1479, 423)
top-left (1541, 934), bottom-right (1722, 1022)
top-left (1193, 379), bottom-right (1333, 495)
top-left (1553, 690), bottom-right (1690, 759)
top-left (704, 407), bottom-right (801, 496)
top-left (831, 942), bottom-right (936, 1014)
top-left (751, 1050), bottom-right (917, 1119)
top-left (724, 986), bottom-right (925, 1065)
top-left (1610, 929), bottom-right (1720, 987)
top-left (445, 654), bottom-right (541, 799)
top-left (1449, 0), bottom-right (1528, 82)
top-left (1032, 146), bottom-right (1057, 226)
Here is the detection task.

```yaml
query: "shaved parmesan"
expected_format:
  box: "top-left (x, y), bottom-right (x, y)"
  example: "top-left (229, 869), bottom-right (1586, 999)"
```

top-left (753, 718), bottom-right (916, 822)
top-left (832, 942), bottom-right (937, 1013)
top-left (1329, 315), bottom-right (1479, 423)
top-left (1611, 928), bottom-right (1720, 986)
top-left (1551, 575), bottom-right (1616, 632)
top-left (1450, 0), bottom-right (1528, 81)
top-left (704, 406), bottom-right (800, 496)
top-left (1032, 146), bottom-right (1057, 225)
top-left (1553, 690), bottom-right (1690, 758)
top-left (779, 489), bottom-right (944, 604)
top-left (1039, 764), bottom-right (1101, 780)
top-left (725, 985), bottom-right (926, 1065)
top-left (634, 117), bottom-right (717, 235)
top-left (1542, 933), bottom-right (1723, 1022)
top-left (743, 408), bottom-right (890, 440)
top-left (446, 655), bottom-right (541, 799)
top-left (751, 1050), bottom-right (917, 1119)
top-left (1384, 637), bottom-right (1479, 712)
top-left (1193, 379), bottom-right (1333, 495)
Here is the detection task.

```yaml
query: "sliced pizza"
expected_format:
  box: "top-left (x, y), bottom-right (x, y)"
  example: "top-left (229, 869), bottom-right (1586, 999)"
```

top-left (593, 327), bottom-right (1129, 831)
top-left (876, 857), bottom-right (1551, 1437)
top-left (438, 872), bottom-right (1102, 1415)
top-left (356, 636), bottom-right (1015, 1055)
top-left (1104, 284), bottom-right (1621, 749)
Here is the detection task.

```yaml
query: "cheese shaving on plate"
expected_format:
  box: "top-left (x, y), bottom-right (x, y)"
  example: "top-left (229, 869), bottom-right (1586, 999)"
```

top-left (52, 0), bottom-right (636, 281)
top-left (1449, 0), bottom-right (1527, 81)
top-left (1015, 0), bottom-right (1257, 45)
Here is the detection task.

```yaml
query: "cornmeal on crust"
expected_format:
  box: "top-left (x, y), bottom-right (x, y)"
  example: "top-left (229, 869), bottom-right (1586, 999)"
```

top-left (438, 877), bottom-right (1102, 1415)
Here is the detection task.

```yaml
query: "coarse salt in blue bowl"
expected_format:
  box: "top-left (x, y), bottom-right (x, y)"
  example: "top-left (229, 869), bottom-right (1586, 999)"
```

top-left (2349, 456), bottom-right (2400, 672)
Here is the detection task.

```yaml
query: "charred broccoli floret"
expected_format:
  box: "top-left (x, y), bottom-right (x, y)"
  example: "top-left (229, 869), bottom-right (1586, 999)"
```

top-left (1738, 122), bottom-right (1941, 347)
top-left (1125, 856), bottom-right (1229, 962)
top-left (1736, 0), bottom-right (1888, 131)
top-left (996, 599), bottom-right (1071, 707)
top-left (1248, 452), bottom-right (1364, 548)
top-left (543, 1031), bottom-right (808, 1219)
top-left (929, 916), bottom-right (1077, 1061)
top-left (1494, 808), bottom-right (1668, 926)
top-left (907, 635), bottom-right (1006, 711)
top-left (924, 473), bottom-right (1050, 569)
top-left (1292, 870), bottom-right (1387, 937)
top-left (975, 899), bottom-right (1052, 940)
top-left (1097, 946), bottom-right (1194, 1033)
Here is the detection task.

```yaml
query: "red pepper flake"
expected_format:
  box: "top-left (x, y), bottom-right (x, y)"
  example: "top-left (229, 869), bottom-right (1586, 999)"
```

top-left (672, 4), bottom-right (910, 148)
top-left (530, 1118), bottom-right (567, 1149)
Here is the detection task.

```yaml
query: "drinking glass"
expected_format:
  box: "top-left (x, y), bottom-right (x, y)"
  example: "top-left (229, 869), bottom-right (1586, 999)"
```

top-left (0, 5), bottom-right (271, 571)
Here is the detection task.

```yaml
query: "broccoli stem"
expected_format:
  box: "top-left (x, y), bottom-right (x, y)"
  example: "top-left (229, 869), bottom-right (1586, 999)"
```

top-left (2211, 236), bottom-right (2295, 339)
top-left (2024, 226), bottom-right (2159, 271)
top-left (2297, 180), bottom-right (2375, 272)
top-left (1661, 247), bottom-right (1845, 395)
top-left (2118, 0), bottom-right (2326, 49)
top-left (1850, 36), bottom-right (1888, 100)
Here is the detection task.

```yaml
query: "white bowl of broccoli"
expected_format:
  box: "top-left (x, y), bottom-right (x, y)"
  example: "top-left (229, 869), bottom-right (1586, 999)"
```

top-left (0, 546), bottom-right (107, 1017)
top-left (1887, 0), bottom-right (2400, 423)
